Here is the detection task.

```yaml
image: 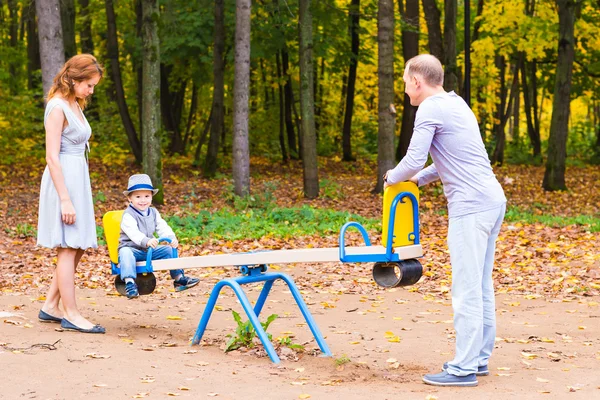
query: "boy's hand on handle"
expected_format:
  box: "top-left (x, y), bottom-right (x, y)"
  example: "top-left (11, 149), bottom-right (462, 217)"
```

top-left (409, 176), bottom-right (418, 185)
top-left (60, 199), bottom-right (76, 225)
top-left (147, 238), bottom-right (159, 249)
top-left (170, 238), bottom-right (179, 248)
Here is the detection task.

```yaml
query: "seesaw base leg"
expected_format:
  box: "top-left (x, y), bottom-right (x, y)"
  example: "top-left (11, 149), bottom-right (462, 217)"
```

top-left (191, 269), bottom-right (331, 364)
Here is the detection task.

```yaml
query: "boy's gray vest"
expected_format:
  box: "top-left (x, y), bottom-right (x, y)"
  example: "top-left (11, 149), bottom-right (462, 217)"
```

top-left (118, 206), bottom-right (158, 251)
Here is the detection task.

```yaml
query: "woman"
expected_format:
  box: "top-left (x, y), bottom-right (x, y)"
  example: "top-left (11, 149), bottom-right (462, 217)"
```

top-left (37, 54), bottom-right (105, 334)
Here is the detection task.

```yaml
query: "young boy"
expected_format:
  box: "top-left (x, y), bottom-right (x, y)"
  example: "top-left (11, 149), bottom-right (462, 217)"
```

top-left (118, 174), bottom-right (199, 298)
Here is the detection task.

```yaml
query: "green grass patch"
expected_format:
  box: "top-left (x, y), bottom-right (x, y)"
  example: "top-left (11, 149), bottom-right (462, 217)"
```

top-left (505, 206), bottom-right (600, 232)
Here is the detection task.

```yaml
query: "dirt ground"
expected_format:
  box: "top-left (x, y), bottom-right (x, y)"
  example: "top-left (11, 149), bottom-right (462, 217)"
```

top-left (1, 264), bottom-right (599, 400)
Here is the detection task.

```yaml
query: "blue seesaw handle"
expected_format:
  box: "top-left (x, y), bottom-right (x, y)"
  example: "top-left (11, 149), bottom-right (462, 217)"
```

top-left (145, 237), bottom-right (178, 270)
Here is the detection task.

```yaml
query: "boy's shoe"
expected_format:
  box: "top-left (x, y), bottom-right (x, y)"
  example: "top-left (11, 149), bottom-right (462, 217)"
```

top-left (443, 362), bottom-right (489, 376)
top-left (422, 371), bottom-right (478, 387)
top-left (174, 276), bottom-right (200, 292)
top-left (125, 281), bottom-right (139, 299)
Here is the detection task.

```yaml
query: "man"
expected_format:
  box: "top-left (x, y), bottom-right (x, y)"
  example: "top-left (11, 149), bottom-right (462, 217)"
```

top-left (384, 54), bottom-right (506, 387)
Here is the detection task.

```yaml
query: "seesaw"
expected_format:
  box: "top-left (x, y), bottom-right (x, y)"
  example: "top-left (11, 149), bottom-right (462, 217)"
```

top-left (102, 182), bottom-right (423, 363)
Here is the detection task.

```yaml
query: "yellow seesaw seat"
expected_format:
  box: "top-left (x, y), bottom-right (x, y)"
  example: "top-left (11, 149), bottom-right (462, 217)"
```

top-left (102, 210), bottom-right (124, 265)
top-left (381, 181), bottom-right (419, 247)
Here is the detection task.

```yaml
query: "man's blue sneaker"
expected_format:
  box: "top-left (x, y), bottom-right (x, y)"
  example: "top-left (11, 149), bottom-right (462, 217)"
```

top-left (174, 276), bottom-right (200, 292)
top-left (443, 362), bottom-right (489, 376)
top-left (422, 371), bottom-right (478, 387)
top-left (125, 281), bottom-right (139, 299)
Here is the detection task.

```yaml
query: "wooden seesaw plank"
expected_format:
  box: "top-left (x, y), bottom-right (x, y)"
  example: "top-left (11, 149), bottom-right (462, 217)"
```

top-left (140, 245), bottom-right (423, 271)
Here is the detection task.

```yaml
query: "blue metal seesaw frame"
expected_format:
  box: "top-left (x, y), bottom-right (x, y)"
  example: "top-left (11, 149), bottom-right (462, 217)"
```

top-left (110, 191), bottom-right (419, 364)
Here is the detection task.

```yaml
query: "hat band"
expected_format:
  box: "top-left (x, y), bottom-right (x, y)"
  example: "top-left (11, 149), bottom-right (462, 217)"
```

top-left (127, 183), bottom-right (155, 192)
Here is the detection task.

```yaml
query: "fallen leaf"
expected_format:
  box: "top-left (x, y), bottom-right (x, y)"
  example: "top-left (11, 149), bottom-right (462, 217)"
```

top-left (537, 378), bottom-right (550, 383)
top-left (132, 393), bottom-right (149, 399)
top-left (86, 353), bottom-right (111, 359)
top-left (93, 383), bottom-right (107, 388)
top-left (166, 315), bottom-right (182, 320)
top-left (299, 395), bottom-right (311, 399)
top-left (521, 352), bottom-right (538, 359)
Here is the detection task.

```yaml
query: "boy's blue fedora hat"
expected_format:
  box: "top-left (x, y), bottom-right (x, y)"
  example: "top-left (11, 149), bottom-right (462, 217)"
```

top-left (123, 174), bottom-right (159, 196)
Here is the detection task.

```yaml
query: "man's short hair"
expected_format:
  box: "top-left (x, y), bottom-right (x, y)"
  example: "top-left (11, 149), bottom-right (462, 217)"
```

top-left (405, 54), bottom-right (444, 86)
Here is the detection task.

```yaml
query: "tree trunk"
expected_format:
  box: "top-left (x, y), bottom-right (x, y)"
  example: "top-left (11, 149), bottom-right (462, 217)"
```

top-left (491, 57), bottom-right (518, 165)
top-left (183, 82), bottom-right (198, 151)
top-left (26, 0), bottom-right (41, 90)
top-left (250, 61), bottom-right (258, 114)
top-left (315, 57), bottom-right (325, 135)
top-left (204, 0), bottom-right (225, 178)
top-left (160, 64), bottom-right (185, 154)
top-left (260, 58), bottom-right (269, 108)
top-left (273, 0), bottom-right (297, 159)
top-left (193, 104), bottom-right (213, 166)
top-left (341, 0), bottom-right (360, 162)
top-left (472, 0), bottom-right (484, 42)
top-left (595, 101), bottom-right (600, 155)
top-left (421, 0), bottom-right (443, 60)
top-left (232, 0), bottom-right (251, 196)
top-left (543, 0), bottom-right (580, 191)
top-left (7, 0), bottom-right (19, 95)
top-left (141, 0), bottom-right (163, 203)
top-left (60, 0), bottom-right (76, 59)
top-left (376, 0), bottom-right (396, 193)
top-left (106, 0), bottom-right (142, 163)
top-left (337, 72), bottom-right (348, 131)
top-left (519, 0), bottom-right (542, 159)
top-left (136, 0), bottom-right (143, 136)
top-left (397, 0), bottom-right (419, 161)
top-left (443, 0), bottom-right (458, 92)
top-left (281, 49), bottom-right (298, 158)
top-left (36, 0), bottom-right (65, 98)
top-left (512, 72), bottom-right (520, 146)
top-left (276, 52), bottom-right (288, 162)
top-left (78, 0), bottom-right (94, 54)
top-left (299, 0), bottom-right (319, 198)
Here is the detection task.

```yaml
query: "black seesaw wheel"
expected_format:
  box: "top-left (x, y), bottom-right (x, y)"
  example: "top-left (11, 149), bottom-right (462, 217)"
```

top-left (114, 273), bottom-right (157, 296)
top-left (372, 259), bottom-right (423, 288)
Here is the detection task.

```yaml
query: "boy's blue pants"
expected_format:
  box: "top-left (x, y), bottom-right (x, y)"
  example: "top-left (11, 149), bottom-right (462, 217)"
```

top-left (118, 245), bottom-right (183, 281)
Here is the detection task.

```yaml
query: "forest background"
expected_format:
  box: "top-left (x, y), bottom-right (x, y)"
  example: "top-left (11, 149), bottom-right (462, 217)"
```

top-left (0, 0), bottom-right (599, 253)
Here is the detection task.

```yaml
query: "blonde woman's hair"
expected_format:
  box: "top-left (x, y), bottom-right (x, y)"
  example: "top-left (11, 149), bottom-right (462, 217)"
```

top-left (47, 54), bottom-right (104, 109)
top-left (405, 54), bottom-right (444, 86)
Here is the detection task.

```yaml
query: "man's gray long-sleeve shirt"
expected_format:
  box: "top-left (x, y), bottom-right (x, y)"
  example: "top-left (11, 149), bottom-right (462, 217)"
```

top-left (387, 91), bottom-right (506, 218)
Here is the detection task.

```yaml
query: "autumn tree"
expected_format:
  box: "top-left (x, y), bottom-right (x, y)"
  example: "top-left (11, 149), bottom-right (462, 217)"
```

top-left (141, 0), bottom-right (163, 203)
top-left (397, 0), bottom-right (419, 161)
top-left (106, 0), bottom-right (142, 163)
top-left (375, 0), bottom-right (396, 193)
top-left (36, 0), bottom-right (64, 97)
top-left (299, 0), bottom-right (319, 198)
top-left (232, 0), bottom-right (251, 196)
top-left (543, 0), bottom-right (582, 191)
